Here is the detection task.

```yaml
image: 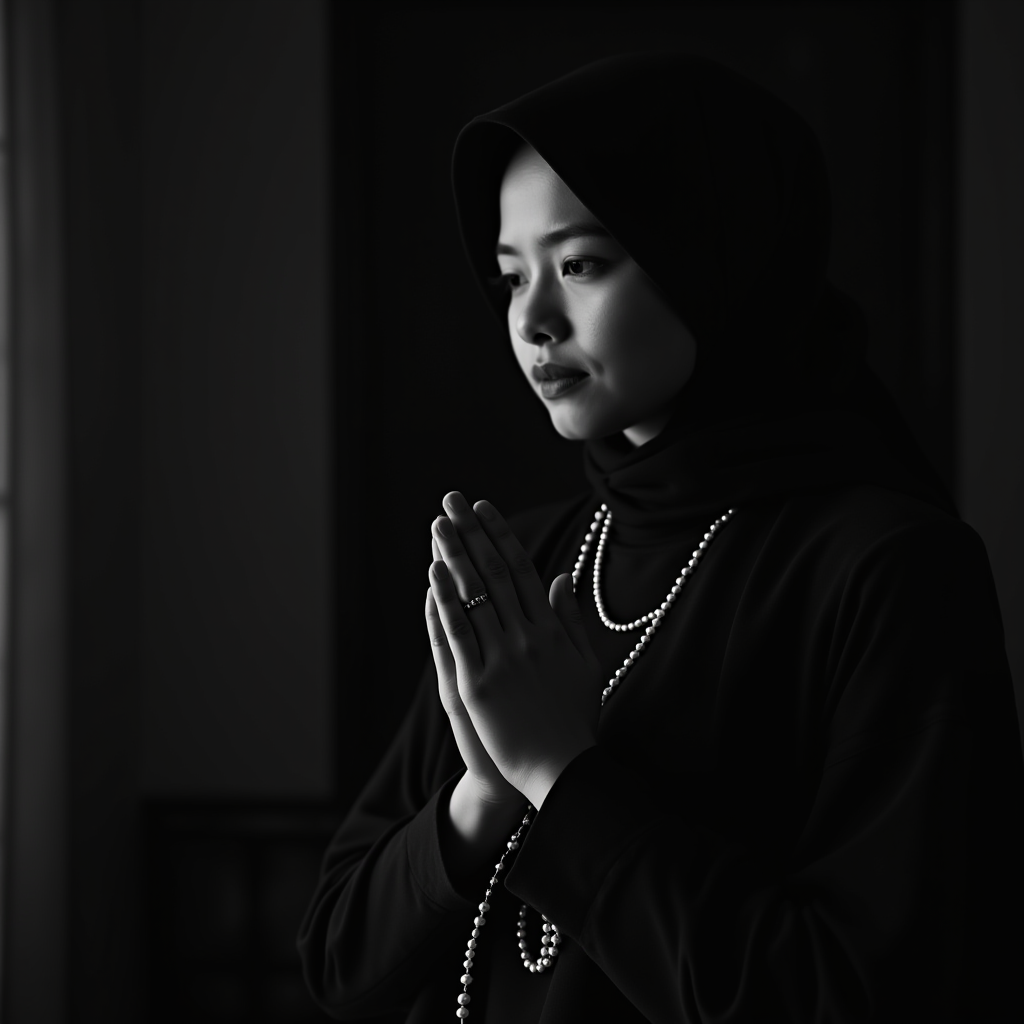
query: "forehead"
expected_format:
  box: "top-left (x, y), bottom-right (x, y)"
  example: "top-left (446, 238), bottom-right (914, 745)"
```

top-left (498, 144), bottom-right (592, 237)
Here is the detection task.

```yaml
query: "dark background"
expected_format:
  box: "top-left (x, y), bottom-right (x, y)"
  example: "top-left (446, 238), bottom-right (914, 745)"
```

top-left (1, 1), bottom-right (1020, 1022)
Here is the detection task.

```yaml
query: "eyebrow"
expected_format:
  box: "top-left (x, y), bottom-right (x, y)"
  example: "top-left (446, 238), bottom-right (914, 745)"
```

top-left (495, 222), bottom-right (612, 256)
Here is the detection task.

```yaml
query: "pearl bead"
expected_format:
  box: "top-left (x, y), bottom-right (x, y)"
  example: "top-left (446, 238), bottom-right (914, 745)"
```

top-left (461, 974), bottom-right (473, 984)
top-left (671, 585), bottom-right (682, 595)
top-left (458, 993), bottom-right (471, 1005)
top-left (457, 1008), bottom-right (470, 1019)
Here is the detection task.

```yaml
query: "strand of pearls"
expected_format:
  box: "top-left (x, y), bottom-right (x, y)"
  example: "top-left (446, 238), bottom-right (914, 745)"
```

top-left (575, 505), bottom-right (735, 705)
top-left (454, 504), bottom-right (736, 1019)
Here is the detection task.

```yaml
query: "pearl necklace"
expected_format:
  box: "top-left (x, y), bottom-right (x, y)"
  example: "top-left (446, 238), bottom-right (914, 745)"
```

top-left (453, 504), bottom-right (736, 1020)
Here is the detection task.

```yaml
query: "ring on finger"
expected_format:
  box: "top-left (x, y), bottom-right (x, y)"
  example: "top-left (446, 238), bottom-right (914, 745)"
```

top-left (462, 593), bottom-right (490, 612)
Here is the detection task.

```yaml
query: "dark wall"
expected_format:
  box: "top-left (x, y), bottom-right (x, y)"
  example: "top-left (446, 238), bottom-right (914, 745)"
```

top-left (138, 0), bottom-right (331, 800)
top-left (47, 0), bottom-right (333, 1019)
top-left (332, 0), bottom-right (958, 808)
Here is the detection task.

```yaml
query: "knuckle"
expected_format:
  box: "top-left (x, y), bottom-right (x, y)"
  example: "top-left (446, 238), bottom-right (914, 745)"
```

top-left (463, 578), bottom-right (489, 600)
top-left (461, 675), bottom-right (492, 705)
top-left (489, 517), bottom-right (513, 539)
top-left (439, 686), bottom-right (467, 714)
top-left (511, 551), bottom-right (535, 576)
top-left (483, 554), bottom-right (509, 581)
top-left (448, 618), bottom-right (475, 641)
top-left (517, 631), bottom-right (540, 662)
top-left (564, 603), bottom-right (584, 624)
top-left (429, 630), bottom-right (448, 648)
top-left (457, 514), bottom-right (482, 536)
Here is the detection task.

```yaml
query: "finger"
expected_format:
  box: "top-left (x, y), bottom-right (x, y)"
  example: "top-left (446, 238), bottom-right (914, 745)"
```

top-left (432, 536), bottom-right (442, 562)
top-left (425, 587), bottom-right (461, 714)
top-left (471, 498), bottom-right (550, 623)
top-left (440, 491), bottom-right (526, 631)
top-left (432, 511), bottom-right (506, 643)
top-left (428, 559), bottom-right (485, 671)
top-left (548, 572), bottom-right (601, 672)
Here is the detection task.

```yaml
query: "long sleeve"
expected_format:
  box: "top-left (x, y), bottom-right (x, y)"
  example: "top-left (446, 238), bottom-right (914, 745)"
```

top-left (297, 656), bottom-right (476, 1021)
top-left (506, 518), bottom-right (1024, 1023)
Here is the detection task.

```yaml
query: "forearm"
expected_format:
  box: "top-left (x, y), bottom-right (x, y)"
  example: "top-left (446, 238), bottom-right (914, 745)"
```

top-left (300, 775), bottom-right (478, 1018)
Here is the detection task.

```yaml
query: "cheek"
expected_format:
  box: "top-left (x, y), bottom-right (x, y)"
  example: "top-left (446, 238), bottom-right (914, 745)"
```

top-left (589, 280), bottom-right (691, 381)
top-left (508, 314), bottom-right (534, 376)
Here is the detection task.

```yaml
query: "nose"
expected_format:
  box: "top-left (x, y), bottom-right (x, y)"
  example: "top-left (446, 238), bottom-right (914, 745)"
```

top-left (515, 282), bottom-right (570, 346)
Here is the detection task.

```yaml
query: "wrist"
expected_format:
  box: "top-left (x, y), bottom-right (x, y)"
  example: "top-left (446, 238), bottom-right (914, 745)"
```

top-left (450, 773), bottom-right (524, 842)
top-left (523, 743), bottom-right (597, 811)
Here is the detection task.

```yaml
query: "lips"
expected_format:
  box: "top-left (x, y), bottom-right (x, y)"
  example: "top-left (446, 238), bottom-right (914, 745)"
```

top-left (531, 362), bottom-right (589, 382)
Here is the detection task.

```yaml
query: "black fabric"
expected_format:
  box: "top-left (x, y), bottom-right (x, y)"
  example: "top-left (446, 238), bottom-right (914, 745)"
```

top-left (297, 492), bottom-right (1024, 1023)
top-left (298, 54), bottom-right (1023, 1022)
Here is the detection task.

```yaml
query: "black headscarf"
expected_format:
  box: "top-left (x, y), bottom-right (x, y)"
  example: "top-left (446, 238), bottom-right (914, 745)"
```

top-left (451, 52), bottom-right (957, 524)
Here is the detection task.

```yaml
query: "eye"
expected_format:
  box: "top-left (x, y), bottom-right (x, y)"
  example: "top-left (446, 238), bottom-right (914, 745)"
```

top-left (562, 258), bottom-right (604, 278)
top-left (498, 271), bottom-right (525, 292)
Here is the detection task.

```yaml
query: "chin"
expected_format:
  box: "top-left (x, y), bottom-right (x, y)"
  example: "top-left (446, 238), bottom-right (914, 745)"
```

top-left (547, 407), bottom-right (629, 442)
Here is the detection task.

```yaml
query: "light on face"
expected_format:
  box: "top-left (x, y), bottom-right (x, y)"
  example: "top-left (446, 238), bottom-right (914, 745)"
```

top-left (496, 143), bottom-right (697, 447)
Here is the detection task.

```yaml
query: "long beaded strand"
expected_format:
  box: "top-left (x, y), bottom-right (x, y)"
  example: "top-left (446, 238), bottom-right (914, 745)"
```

top-left (454, 505), bottom-right (736, 1020)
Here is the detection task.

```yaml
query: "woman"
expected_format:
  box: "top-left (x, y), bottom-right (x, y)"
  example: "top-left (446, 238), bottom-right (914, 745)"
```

top-left (299, 53), bottom-right (1024, 1022)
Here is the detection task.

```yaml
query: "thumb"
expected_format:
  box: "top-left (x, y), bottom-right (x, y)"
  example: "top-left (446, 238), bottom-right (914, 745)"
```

top-left (549, 573), bottom-right (599, 668)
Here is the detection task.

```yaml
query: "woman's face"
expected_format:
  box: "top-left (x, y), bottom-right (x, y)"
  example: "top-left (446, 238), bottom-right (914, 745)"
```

top-left (497, 144), bottom-right (697, 446)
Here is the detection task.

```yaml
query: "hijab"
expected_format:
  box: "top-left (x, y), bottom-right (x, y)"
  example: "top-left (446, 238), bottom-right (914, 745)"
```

top-left (450, 52), bottom-right (957, 527)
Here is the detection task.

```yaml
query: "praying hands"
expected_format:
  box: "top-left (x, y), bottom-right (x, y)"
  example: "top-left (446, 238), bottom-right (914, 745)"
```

top-left (424, 490), bottom-right (601, 812)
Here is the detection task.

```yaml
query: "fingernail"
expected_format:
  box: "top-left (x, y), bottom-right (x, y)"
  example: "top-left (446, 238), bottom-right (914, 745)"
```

top-left (435, 516), bottom-right (453, 538)
top-left (476, 501), bottom-right (493, 521)
top-left (444, 492), bottom-right (467, 513)
top-left (432, 560), bottom-right (449, 578)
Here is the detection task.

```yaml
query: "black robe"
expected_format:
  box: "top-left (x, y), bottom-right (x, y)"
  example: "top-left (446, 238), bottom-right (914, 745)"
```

top-left (297, 428), bottom-right (1024, 1022)
top-left (299, 53), bottom-right (1024, 1023)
